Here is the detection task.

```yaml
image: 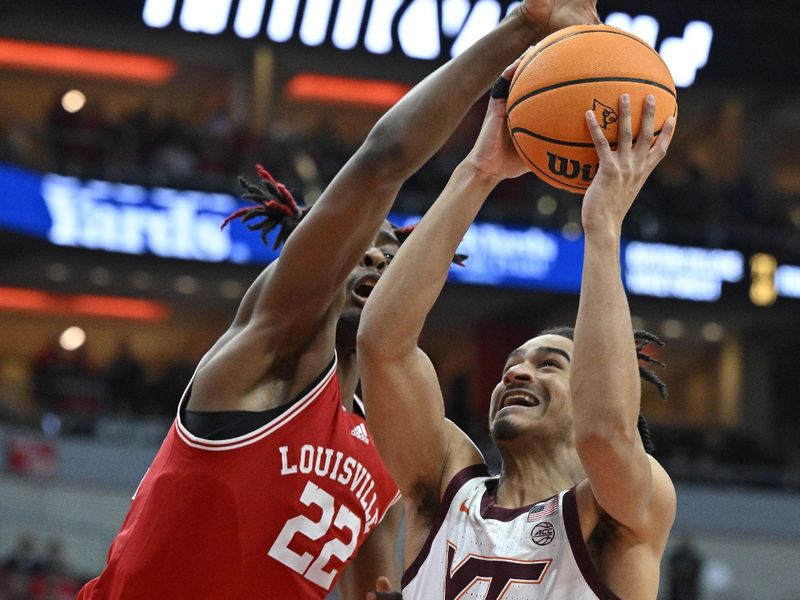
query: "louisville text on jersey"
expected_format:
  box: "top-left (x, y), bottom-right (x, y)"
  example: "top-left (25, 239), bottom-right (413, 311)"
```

top-left (279, 444), bottom-right (381, 532)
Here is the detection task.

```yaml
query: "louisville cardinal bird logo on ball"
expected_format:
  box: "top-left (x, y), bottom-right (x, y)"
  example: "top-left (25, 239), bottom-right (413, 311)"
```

top-left (591, 98), bottom-right (618, 130)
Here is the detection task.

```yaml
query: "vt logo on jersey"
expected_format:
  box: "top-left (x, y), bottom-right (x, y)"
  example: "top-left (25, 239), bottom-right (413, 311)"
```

top-left (444, 542), bottom-right (551, 599)
top-left (591, 98), bottom-right (618, 130)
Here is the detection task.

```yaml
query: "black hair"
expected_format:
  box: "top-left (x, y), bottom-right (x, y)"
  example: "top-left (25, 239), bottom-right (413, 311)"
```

top-left (224, 165), bottom-right (467, 264)
top-left (539, 326), bottom-right (667, 454)
top-left (221, 164), bottom-right (309, 249)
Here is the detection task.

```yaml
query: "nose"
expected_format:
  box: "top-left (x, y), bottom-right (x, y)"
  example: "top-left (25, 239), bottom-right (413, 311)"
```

top-left (361, 247), bottom-right (387, 271)
top-left (503, 363), bottom-right (534, 386)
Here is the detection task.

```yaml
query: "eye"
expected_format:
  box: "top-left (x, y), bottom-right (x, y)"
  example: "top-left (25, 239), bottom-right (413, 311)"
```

top-left (540, 359), bottom-right (561, 369)
top-left (383, 252), bottom-right (395, 262)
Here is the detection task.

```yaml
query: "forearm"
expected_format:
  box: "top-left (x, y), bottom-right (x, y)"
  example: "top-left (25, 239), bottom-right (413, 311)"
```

top-left (270, 9), bottom-right (539, 316)
top-left (571, 233), bottom-right (642, 438)
top-left (366, 9), bottom-right (542, 180)
top-left (360, 163), bottom-right (498, 355)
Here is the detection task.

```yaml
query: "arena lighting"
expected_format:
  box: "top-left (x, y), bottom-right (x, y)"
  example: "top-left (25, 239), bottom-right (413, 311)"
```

top-left (776, 264), bottom-right (800, 299)
top-left (0, 38), bottom-right (177, 84)
top-left (142, 0), bottom-right (713, 87)
top-left (0, 287), bottom-right (170, 321)
top-left (285, 73), bottom-right (411, 108)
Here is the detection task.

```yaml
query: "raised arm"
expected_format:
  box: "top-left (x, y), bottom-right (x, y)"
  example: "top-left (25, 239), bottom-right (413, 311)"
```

top-left (357, 67), bottom-right (529, 502)
top-left (195, 0), bottom-right (600, 407)
top-left (259, 0), bottom-right (600, 344)
top-left (571, 94), bottom-right (676, 536)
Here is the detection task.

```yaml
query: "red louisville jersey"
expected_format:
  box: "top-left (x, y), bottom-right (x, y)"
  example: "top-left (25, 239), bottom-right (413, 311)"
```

top-left (79, 357), bottom-right (399, 600)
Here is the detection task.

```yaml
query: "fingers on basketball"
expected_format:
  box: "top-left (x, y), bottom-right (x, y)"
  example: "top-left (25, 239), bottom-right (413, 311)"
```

top-left (506, 24), bottom-right (678, 193)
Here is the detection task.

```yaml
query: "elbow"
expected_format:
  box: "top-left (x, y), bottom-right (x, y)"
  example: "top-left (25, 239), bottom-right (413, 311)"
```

top-left (355, 123), bottom-right (415, 182)
top-left (356, 310), bottom-right (391, 363)
top-left (356, 310), bottom-right (412, 365)
top-left (574, 425), bottom-right (638, 459)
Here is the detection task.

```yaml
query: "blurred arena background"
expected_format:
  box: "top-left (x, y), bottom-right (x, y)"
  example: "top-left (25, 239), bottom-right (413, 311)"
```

top-left (0, 0), bottom-right (799, 598)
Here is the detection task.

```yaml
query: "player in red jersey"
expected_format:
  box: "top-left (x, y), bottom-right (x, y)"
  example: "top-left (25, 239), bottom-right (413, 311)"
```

top-left (78, 0), bottom-right (600, 597)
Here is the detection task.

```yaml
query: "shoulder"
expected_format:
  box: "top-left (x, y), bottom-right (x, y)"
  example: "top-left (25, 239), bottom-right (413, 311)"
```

top-left (440, 420), bottom-right (486, 500)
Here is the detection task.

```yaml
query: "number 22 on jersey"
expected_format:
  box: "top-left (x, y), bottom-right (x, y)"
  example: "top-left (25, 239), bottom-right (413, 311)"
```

top-left (268, 481), bottom-right (362, 590)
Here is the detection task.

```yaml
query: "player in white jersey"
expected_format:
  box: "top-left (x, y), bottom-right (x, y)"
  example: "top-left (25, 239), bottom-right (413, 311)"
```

top-left (358, 61), bottom-right (678, 599)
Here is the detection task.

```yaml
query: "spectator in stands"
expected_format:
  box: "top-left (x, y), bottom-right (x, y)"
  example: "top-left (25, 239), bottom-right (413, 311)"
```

top-left (28, 539), bottom-right (80, 600)
top-left (102, 341), bottom-right (145, 415)
top-left (2, 533), bottom-right (41, 576)
top-left (668, 537), bottom-right (703, 600)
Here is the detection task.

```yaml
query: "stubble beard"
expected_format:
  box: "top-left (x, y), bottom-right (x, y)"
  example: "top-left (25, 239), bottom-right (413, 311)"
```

top-left (491, 415), bottom-right (522, 442)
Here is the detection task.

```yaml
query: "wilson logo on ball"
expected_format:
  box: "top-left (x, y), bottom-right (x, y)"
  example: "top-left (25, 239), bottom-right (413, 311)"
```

top-left (546, 153), bottom-right (597, 182)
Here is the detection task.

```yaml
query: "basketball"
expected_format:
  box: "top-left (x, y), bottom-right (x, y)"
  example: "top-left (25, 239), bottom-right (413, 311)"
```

top-left (507, 24), bottom-right (678, 193)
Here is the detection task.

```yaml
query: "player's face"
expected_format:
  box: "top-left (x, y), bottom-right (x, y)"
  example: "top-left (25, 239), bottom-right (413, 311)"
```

top-left (488, 335), bottom-right (574, 443)
top-left (340, 221), bottom-right (399, 323)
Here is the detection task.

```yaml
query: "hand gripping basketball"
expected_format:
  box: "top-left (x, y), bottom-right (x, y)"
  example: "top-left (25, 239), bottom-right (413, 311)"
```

top-left (506, 24), bottom-right (678, 193)
top-left (466, 62), bottom-right (529, 183)
top-left (520, 0), bottom-right (600, 36)
top-left (490, 76), bottom-right (511, 99)
top-left (581, 93), bottom-right (676, 235)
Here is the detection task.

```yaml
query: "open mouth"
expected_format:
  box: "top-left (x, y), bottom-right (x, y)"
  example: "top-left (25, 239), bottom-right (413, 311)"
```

top-left (500, 389), bottom-right (542, 410)
top-left (351, 274), bottom-right (379, 305)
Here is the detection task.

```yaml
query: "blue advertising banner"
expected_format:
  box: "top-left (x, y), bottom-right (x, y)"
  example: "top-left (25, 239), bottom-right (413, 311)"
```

top-left (0, 163), bottom-right (747, 301)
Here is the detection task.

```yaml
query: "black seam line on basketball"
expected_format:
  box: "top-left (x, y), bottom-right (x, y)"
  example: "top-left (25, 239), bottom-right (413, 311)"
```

top-left (510, 27), bottom-right (659, 90)
top-left (511, 136), bottom-right (587, 191)
top-left (508, 77), bottom-right (676, 114)
top-left (515, 28), bottom-right (673, 87)
top-left (511, 127), bottom-right (665, 148)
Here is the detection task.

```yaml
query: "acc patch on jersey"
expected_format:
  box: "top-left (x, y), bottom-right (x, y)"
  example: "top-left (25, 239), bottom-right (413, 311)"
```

top-left (531, 521), bottom-right (556, 546)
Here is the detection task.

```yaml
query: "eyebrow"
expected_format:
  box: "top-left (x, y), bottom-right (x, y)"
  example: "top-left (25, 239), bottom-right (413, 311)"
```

top-left (535, 346), bottom-right (572, 363)
top-left (505, 349), bottom-right (525, 363)
top-left (504, 346), bottom-right (572, 365)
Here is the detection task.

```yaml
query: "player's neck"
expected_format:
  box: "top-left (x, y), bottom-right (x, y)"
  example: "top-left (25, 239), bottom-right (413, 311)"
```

top-left (495, 443), bottom-right (584, 508)
top-left (335, 346), bottom-right (358, 413)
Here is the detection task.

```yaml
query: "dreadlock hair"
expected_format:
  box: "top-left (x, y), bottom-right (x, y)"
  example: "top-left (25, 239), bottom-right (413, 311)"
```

top-left (221, 164), bottom-right (310, 250)
top-left (539, 326), bottom-right (667, 454)
top-left (223, 165), bottom-right (467, 265)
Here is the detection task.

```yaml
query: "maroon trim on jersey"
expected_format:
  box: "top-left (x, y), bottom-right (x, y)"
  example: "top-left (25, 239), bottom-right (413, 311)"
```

top-left (563, 488), bottom-right (622, 600)
top-left (401, 463), bottom-right (489, 589)
top-left (479, 479), bottom-right (559, 522)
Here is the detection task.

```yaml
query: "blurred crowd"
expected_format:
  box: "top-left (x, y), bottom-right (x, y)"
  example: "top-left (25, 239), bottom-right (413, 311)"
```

top-left (0, 335), bottom-right (795, 490)
top-left (0, 338), bottom-right (189, 437)
top-left (0, 534), bottom-right (85, 600)
top-left (2, 93), bottom-right (798, 257)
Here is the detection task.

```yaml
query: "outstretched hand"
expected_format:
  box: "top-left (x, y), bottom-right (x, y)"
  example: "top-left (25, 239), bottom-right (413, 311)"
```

top-left (365, 576), bottom-right (402, 600)
top-left (581, 94), bottom-right (676, 238)
top-left (521, 0), bottom-right (600, 36)
top-left (464, 61), bottom-right (529, 184)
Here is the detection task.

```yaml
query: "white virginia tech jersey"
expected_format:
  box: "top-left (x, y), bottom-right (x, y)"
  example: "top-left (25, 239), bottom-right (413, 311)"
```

top-left (401, 464), bottom-right (620, 600)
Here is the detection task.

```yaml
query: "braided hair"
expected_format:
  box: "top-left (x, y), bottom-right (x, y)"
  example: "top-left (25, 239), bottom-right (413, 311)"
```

top-left (539, 326), bottom-right (667, 454)
top-left (223, 165), bottom-right (468, 265)
top-left (221, 164), bottom-right (309, 249)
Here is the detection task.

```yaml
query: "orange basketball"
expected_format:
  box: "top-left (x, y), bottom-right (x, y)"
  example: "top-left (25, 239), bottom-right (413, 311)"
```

top-left (507, 24), bottom-right (677, 193)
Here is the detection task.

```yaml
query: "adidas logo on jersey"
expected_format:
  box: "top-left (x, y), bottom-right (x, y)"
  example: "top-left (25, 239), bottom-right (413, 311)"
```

top-left (351, 423), bottom-right (369, 444)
